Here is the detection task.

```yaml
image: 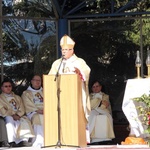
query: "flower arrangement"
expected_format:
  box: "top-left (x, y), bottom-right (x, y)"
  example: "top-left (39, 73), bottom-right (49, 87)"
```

top-left (132, 94), bottom-right (150, 134)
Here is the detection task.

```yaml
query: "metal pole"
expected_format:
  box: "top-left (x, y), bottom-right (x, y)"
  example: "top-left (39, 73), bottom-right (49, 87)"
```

top-left (0, 0), bottom-right (4, 82)
top-left (58, 19), bottom-right (68, 57)
top-left (140, 17), bottom-right (143, 78)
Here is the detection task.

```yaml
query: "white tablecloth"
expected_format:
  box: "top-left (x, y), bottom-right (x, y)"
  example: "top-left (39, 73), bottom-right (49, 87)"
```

top-left (122, 78), bottom-right (150, 138)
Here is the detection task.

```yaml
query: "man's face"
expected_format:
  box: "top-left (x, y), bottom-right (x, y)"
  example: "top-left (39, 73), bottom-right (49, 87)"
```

top-left (92, 82), bottom-right (102, 93)
top-left (31, 75), bottom-right (42, 89)
top-left (1, 82), bottom-right (12, 94)
top-left (61, 48), bottom-right (74, 59)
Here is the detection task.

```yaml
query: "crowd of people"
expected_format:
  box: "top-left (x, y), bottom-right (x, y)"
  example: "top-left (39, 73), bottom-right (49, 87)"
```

top-left (0, 34), bottom-right (115, 148)
top-left (0, 75), bottom-right (43, 148)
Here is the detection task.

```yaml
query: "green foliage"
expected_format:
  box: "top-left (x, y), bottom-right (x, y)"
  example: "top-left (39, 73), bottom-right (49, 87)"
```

top-left (2, 18), bottom-right (56, 93)
top-left (132, 94), bottom-right (150, 133)
top-left (56, 0), bottom-right (150, 15)
top-left (146, 126), bottom-right (150, 134)
top-left (133, 94), bottom-right (150, 108)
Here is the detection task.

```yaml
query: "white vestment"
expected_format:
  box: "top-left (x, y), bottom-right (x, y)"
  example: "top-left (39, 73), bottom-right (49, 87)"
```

top-left (21, 86), bottom-right (44, 147)
top-left (49, 54), bottom-right (91, 143)
top-left (0, 92), bottom-right (34, 144)
top-left (88, 92), bottom-right (115, 143)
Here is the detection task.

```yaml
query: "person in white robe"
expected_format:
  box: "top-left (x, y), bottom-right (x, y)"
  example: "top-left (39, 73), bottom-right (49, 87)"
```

top-left (48, 34), bottom-right (91, 143)
top-left (88, 81), bottom-right (115, 143)
top-left (0, 78), bottom-right (34, 147)
top-left (21, 75), bottom-right (44, 147)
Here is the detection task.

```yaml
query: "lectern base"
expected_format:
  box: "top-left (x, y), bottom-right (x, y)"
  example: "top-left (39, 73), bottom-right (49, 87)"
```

top-left (42, 141), bottom-right (80, 148)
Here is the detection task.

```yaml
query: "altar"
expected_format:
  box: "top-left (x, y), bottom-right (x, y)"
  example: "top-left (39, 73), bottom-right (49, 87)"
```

top-left (122, 78), bottom-right (150, 138)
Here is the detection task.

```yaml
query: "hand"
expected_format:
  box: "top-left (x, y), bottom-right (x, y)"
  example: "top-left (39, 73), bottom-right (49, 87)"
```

top-left (101, 100), bottom-right (109, 108)
top-left (74, 67), bottom-right (84, 80)
top-left (12, 114), bottom-right (20, 120)
top-left (74, 67), bottom-right (80, 74)
top-left (36, 109), bottom-right (43, 114)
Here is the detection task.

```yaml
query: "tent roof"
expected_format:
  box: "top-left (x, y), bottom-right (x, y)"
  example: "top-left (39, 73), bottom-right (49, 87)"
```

top-left (51, 0), bottom-right (150, 20)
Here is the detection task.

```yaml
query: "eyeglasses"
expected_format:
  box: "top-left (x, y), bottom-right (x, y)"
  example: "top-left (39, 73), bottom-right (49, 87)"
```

top-left (3, 85), bottom-right (12, 88)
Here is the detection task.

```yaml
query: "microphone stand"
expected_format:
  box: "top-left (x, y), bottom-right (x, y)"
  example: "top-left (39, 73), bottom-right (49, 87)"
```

top-left (54, 57), bottom-right (64, 148)
top-left (43, 57), bottom-right (79, 148)
top-left (54, 57), bottom-right (64, 81)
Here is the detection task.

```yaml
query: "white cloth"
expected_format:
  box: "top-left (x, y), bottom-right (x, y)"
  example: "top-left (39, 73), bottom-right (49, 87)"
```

top-left (26, 107), bottom-right (43, 147)
top-left (5, 116), bottom-right (30, 144)
top-left (122, 78), bottom-right (150, 138)
top-left (32, 125), bottom-right (44, 148)
top-left (89, 109), bottom-right (114, 143)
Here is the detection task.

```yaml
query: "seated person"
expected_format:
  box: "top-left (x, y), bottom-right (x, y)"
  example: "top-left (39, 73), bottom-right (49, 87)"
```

top-left (0, 116), bottom-right (9, 147)
top-left (21, 75), bottom-right (43, 147)
top-left (88, 80), bottom-right (115, 143)
top-left (0, 78), bottom-right (34, 147)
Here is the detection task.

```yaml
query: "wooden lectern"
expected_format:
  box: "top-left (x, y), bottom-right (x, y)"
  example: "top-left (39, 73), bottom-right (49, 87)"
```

top-left (43, 74), bottom-right (87, 147)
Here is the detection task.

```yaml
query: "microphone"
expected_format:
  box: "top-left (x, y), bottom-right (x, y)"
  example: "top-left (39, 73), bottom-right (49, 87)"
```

top-left (54, 56), bottom-right (64, 81)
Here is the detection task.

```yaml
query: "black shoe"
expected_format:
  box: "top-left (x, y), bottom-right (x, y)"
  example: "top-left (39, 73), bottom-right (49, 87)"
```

top-left (98, 140), bottom-right (113, 145)
top-left (9, 142), bottom-right (19, 147)
top-left (88, 141), bottom-right (100, 145)
top-left (1, 141), bottom-right (10, 147)
top-left (18, 141), bottom-right (32, 147)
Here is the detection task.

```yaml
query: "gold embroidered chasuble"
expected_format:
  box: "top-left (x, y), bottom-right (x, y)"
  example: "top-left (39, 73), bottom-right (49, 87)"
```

top-left (0, 92), bottom-right (34, 138)
top-left (21, 89), bottom-right (43, 125)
